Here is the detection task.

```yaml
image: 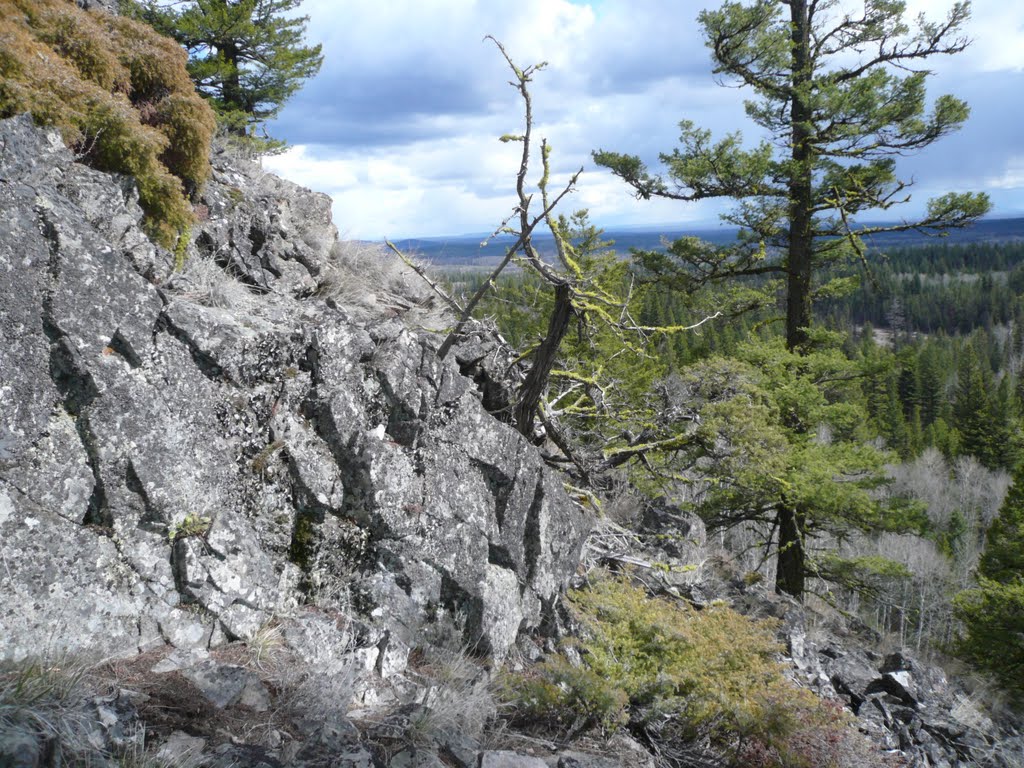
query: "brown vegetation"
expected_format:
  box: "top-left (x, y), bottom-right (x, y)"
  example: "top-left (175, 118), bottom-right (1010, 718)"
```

top-left (0, 0), bottom-right (215, 246)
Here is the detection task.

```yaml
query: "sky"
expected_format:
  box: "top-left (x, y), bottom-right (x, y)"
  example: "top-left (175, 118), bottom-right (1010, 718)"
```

top-left (264, 0), bottom-right (1024, 240)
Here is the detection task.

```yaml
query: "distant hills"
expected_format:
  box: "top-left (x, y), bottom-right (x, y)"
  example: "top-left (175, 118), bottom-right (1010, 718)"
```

top-left (391, 216), bottom-right (1024, 267)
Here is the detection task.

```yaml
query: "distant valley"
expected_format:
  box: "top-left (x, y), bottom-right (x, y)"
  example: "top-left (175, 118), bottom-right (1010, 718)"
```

top-left (392, 215), bottom-right (1024, 266)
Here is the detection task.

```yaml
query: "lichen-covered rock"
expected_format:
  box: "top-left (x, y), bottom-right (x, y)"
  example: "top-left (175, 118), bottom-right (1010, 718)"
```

top-left (193, 147), bottom-right (336, 298)
top-left (0, 115), bottom-right (590, 668)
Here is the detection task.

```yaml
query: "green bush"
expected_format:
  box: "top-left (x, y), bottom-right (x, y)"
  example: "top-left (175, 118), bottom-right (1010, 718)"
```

top-left (505, 576), bottom-right (848, 766)
top-left (35, 9), bottom-right (127, 93)
top-left (154, 93), bottom-right (215, 190)
top-left (0, 0), bottom-right (215, 247)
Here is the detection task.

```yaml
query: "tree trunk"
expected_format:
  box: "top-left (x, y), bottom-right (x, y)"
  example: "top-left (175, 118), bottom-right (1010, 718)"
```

top-left (774, 0), bottom-right (814, 599)
top-left (775, 502), bottom-right (805, 597)
top-left (514, 282), bottom-right (573, 438)
top-left (219, 42), bottom-right (246, 136)
top-left (786, 0), bottom-right (814, 354)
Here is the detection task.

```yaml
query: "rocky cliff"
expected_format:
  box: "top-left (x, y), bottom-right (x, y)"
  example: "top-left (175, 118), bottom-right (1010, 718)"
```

top-left (0, 111), bottom-right (589, 754)
top-left (76, 0), bottom-right (120, 12)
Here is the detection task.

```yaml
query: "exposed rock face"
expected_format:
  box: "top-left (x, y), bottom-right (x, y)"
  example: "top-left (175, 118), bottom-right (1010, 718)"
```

top-left (76, 0), bottom-right (119, 14)
top-left (7, 109), bottom-right (1017, 768)
top-left (0, 114), bottom-right (589, 671)
top-left (759, 590), bottom-right (1024, 768)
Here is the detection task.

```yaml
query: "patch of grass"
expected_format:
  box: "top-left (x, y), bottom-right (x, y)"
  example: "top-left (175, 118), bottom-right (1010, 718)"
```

top-left (170, 255), bottom-right (254, 310)
top-left (251, 439), bottom-right (286, 474)
top-left (246, 621), bottom-right (285, 673)
top-left (0, 0), bottom-right (215, 246)
top-left (278, 633), bottom-right (364, 723)
top-left (316, 240), bottom-right (449, 327)
top-left (405, 645), bottom-right (496, 746)
top-left (0, 655), bottom-right (94, 762)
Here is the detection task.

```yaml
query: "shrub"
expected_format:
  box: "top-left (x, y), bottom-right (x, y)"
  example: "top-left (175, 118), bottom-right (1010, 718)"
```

top-left (34, 7), bottom-right (127, 93)
top-left (0, 0), bottom-right (215, 246)
top-left (154, 94), bottom-right (215, 190)
top-left (505, 575), bottom-right (849, 766)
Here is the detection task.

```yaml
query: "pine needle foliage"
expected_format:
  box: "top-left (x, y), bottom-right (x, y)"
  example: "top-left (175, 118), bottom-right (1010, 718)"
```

top-left (128, 0), bottom-right (323, 154)
top-left (595, 0), bottom-right (990, 596)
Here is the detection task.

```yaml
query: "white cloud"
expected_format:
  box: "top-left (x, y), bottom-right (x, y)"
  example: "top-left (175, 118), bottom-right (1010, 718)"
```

top-left (266, 0), bottom-right (1024, 238)
top-left (906, 0), bottom-right (1024, 72)
top-left (985, 156), bottom-right (1024, 191)
top-left (266, 132), bottom-right (525, 238)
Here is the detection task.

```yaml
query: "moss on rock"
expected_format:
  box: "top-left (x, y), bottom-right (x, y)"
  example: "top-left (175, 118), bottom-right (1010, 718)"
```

top-left (0, 0), bottom-right (215, 246)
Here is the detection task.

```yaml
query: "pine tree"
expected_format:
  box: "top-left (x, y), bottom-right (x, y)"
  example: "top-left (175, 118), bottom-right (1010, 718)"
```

top-left (978, 467), bottom-right (1024, 582)
top-left (986, 377), bottom-right (1021, 471)
top-left (131, 0), bottom-right (322, 152)
top-left (917, 349), bottom-right (944, 428)
top-left (594, 0), bottom-right (990, 597)
top-left (596, 1), bottom-right (989, 354)
top-left (689, 338), bottom-right (897, 599)
top-left (952, 345), bottom-right (992, 463)
top-left (896, 351), bottom-right (919, 420)
top-left (954, 464), bottom-right (1024, 699)
top-left (880, 385), bottom-right (910, 457)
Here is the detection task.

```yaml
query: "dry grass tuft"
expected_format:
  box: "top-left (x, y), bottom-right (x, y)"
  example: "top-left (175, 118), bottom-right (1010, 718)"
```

top-left (406, 645), bottom-right (496, 745)
top-left (361, 644), bottom-right (496, 753)
top-left (316, 240), bottom-right (450, 328)
top-left (169, 254), bottom-right (254, 311)
top-left (0, 655), bottom-right (96, 761)
top-left (246, 621), bottom-right (286, 673)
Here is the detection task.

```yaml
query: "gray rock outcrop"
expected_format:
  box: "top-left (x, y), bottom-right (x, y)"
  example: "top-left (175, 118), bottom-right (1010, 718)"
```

top-left (0, 114), bottom-right (590, 674)
top-left (76, 0), bottom-right (120, 14)
top-left (772, 594), bottom-right (1024, 768)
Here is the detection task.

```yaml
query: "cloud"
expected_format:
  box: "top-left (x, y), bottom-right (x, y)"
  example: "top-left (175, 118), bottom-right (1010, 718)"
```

top-left (265, 133), bottom-right (527, 238)
top-left (272, 0), bottom-right (598, 148)
top-left (986, 157), bottom-right (1024, 191)
top-left (896, 69), bottom-right (1024, 216)
top-left (267, 0), bottom-right (1024, 238)
top-left (905, 0), bottom-right (1024, 73)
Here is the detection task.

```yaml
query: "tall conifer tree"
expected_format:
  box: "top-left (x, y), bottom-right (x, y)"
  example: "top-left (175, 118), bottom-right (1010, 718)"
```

top-left (596, 0), bottom-right (990, 596)
top-left (132, 0), bottom-right (322, 152)
top-left (953, 345), bottom-right (992, 463)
